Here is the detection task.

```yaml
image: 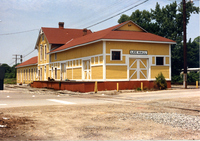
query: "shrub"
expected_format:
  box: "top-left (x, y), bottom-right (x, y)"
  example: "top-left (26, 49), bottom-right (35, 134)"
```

top-left (172, 75), bottom-right (183, 83)
top-left (187, 72), bottom-right (199, 83)
top-left (155, 72), bottom-right (167, 90)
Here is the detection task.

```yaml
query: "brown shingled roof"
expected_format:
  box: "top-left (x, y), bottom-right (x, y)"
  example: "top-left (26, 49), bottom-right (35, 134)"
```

top-left (49, 21), bottom-right (176, 54)
top-left (15, 56), bottom-right (38, 68)
top-left (42, 27), bottom-right (92, 44)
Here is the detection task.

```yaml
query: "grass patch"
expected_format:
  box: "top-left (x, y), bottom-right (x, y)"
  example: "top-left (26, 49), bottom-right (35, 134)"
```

top-left (4, 78), bottom-right (16, 84)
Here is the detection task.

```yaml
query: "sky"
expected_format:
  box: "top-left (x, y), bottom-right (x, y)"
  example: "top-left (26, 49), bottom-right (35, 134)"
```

top-left (0, 0), bottom-right (199, 66)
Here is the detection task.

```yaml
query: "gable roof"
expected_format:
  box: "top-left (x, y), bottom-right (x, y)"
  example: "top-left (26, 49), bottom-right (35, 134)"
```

top-left (35, 27), bottom-right (92, 48)
top-left (49, 21), bottom-right (176, 54)
top-left (42, 28), bottom-right (92, 44)
top-left (15, 56), bottom-right (38, 68)
top-left (113, 20), bottom-right (147, 32)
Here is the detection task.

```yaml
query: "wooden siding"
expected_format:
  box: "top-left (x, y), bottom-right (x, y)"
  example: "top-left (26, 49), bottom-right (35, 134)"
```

top-left (51, 42), bottom-right (103, 62)
top-left (151, 66), bottom-right (169, 79)
top-left (16, 65), bottom-right (37, 84)
top-left (117, 22), bottom-right (143, 32)
top-left (73, 68), bottom-right (82, 79)
top-left (91, 66), bottom-right (103, 79)
top-left (67, 69), bottom-right (72, 79)
top-left (106, 66), bottom-right (127, 79)
top-left (106, 55), bottom-right (126, 64)
top-left (38, 34), bottom-right (50, 65)
top-left (165, 57), bottom-right (169, 64)
top-left (106, 42), bottom-right (169, 55)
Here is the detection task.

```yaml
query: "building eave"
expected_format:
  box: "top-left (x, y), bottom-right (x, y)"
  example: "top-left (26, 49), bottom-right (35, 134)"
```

top-left (15, 63), bottom-right (38, 68)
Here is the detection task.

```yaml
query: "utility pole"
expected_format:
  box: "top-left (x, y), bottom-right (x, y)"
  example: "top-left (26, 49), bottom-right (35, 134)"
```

top-left (20, 55), bottom-right (23, 63)
top-left (183, 0), bottom-right (187, 89)
top-left (12, 54), bottom-right (23, 65)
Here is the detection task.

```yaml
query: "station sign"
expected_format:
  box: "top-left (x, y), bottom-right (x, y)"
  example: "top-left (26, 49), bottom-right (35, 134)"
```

top-left (130, 50), bottom-right (148, 55)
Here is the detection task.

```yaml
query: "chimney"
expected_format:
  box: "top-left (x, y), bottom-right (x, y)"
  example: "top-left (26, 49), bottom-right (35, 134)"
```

top-left (83, 28), bottom-right (87, 36)
top-left (59, 22), bottom-right (64, 29)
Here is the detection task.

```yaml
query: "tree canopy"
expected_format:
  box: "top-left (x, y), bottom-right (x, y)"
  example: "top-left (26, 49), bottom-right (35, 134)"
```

top-left (118, 1), bottom-right (199, 76)
top-left (0, 64), bottom-right (18, 78)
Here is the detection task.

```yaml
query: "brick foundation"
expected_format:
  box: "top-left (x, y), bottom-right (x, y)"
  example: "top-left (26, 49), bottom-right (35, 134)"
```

top-left (30, 80), bottom-right (171, 93)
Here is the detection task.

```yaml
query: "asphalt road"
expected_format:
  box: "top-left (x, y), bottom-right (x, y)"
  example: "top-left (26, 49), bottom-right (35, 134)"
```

top-left (0, 88), bottom-right (199, 108)
top-left (0, 90), bottom-right (112, 108)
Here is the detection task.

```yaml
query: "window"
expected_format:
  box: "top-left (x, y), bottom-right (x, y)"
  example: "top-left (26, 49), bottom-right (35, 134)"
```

top-left (24, 69), bottom-right (25, 80)
top-left (55, 68), bottom-right (57, 79)
top-left (111, 51), bottom-right (121, 60)
top-left (40, 68), bottom-right (42, 80)
top-left (44, 44), bottom-right (47, 60)
top-left (44, 66), bottom-right (46, 80)
top-left (55, 53), bottom-right (57, 60)
top-left (156, 57), bottom-right (164, 65)
top-left (34, 68), bottom-right (35, 80)
top-left (26, 69), bottom-right (28, 80)
top-left (21, 70), bottom-right (22, 81)
top-left (29, 69), bottom-right (30, 80)
top-left (31, 69), bottom-right (33, 80)
top-left (40, 45), bottom-right (42, 61)
top-left (52, 67), bottom-right (54, 78)
top-left (42, 34), bottom-right (44, 41)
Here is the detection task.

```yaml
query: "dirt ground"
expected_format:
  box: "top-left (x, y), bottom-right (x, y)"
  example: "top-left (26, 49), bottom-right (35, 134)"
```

top-left (0, 85), bottom-right (200, 140)
top-left (0, 97), bottom-right (200, 140)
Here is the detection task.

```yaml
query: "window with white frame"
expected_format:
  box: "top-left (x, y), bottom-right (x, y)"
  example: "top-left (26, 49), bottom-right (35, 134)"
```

top-left (31, 69), bottom-right (33, 80)
top-left (42, 34), bottom-right (44, 41)
top-left (21, 70), bottom-right (22, 81)
top-left (44, 44), bottom-right (47, 60)
top-left (52, 67), bottom-right (54, 78)
top-left (55, 68), bottom-right (57, 79)
top-left (78, 60), bottom-right (80, 66)
top-left (44, 66), bottom-right (46, 80)
top-left (111, 50), bottom-right (122, 60)
top-left (24, 69), bottom-right (25, 80)
top-left (29, 69), bottom-right (30, 80)
top-left (40, 45), bottom-right (42, 61)
top-left (34, 68), bottom-right (35, 80)
top-left (156, 57), bottom-right (164, 65)
top-left (18, 70), bottom-right (19, 80)
top-left (26, 69), bottom-right (28, 80)
top-left (40, 68), bottom-right (42, 80)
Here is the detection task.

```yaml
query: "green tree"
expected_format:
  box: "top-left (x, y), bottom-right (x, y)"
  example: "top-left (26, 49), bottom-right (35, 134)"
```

top-left (187, 38), bottom-right (199, 68)
top-left (1, 63), bottom-right (18, 78)
top-left (194, 36), bottom-right (200, 43)
top-left (118, 1), bottom-right (199, 76)
top-left (118, 14), bottom-right (129, 24)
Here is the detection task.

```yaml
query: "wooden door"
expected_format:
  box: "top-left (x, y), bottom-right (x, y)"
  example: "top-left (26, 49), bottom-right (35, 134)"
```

top-left (129, 58), bottom-right (148, 80)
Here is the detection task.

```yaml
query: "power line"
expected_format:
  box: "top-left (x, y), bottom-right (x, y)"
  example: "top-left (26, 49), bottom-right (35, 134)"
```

top-left (85, 0), bottom-right (149, 29)
top-left (72, 0), bottom-right (135, 28)
top-left (7, 49), bottom-right (36, 66)
top-left (23, 49), bottom-right (36, 58)
top-left (0, 29), bottom-right (39, 36)
top-left (9, 61), bottom-right (15, 66)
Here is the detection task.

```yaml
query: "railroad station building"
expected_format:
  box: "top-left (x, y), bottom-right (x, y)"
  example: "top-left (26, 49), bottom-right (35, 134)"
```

top-left (16, 20), bottom-right (176, 92)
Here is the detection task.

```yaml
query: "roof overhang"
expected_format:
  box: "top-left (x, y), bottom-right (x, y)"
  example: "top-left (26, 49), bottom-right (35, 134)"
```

top-left (102, 39), bottom-right (176, 45)
top-left (34, 28), bottom-right (50, 49)
top-left (15, 63), bottom-right (38, 69)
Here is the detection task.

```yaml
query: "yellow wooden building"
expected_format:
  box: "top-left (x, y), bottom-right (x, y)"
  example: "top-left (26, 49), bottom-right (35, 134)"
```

top-left (15, 56), bottom-right (38, 84)
top-left (16, 21), bottom-right (176, 87)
